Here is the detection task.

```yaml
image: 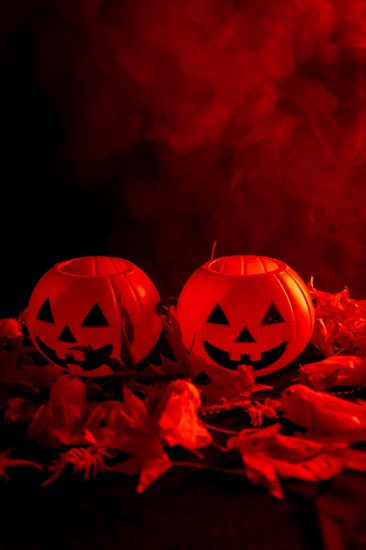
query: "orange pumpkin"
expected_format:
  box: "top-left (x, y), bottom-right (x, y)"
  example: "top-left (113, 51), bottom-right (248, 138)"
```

top-left (176, 256), bottom-right (314, 376)
top-left (26, 256), bottom-right (162, 377)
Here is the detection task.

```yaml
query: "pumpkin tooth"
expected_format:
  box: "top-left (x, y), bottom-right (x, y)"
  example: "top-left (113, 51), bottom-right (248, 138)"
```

top-left (58, 350), bottom-right (84, 362)
top-left (229, 351), bottom-right (242, 362)
top-left (249, 351), bottom-right (263, 361)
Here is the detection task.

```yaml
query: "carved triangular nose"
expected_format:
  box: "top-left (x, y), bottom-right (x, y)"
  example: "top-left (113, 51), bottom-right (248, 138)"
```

top-left (235, 326), bottom-right (256, 343)
top-left (58, 325), bottom-right (77, 343)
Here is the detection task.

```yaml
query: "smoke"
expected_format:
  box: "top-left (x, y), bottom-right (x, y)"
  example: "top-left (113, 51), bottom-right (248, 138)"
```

top-left (1, 0), bottom-right (366, 302)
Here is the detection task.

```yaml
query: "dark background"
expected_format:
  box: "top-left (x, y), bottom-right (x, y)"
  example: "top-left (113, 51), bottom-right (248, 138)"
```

top-left (1, 0), bottom-right (365, 318)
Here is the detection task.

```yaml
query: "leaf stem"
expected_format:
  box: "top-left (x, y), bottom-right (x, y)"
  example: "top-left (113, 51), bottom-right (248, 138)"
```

top-left (200, 421), bottom-right (240, 435)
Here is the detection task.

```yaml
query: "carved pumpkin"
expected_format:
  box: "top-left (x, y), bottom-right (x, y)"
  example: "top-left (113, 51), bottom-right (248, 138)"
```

top-left (176, 256), bottom-right (314, 377)
top-left (26, 256), bottom-right (162, 377)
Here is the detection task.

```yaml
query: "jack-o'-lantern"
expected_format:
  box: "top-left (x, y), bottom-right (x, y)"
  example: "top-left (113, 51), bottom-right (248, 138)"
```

top-left (176, 256), bottom-right (314, 377)
top-left (26, 256), bottom-right (162, 377)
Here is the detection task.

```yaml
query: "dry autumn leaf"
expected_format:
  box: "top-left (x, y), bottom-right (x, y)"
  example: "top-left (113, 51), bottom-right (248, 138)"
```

top-left (108, 433), bottom-right (172, 493)
top-left (227, 424), bottom-right (366, 499)
top-left (281, 384), bottom-right (366, 436)
top-left (309, 280), bottom-right (366, 357)
top-left (155, 379), bottom-right (213, 449)
top-left (300, 355), bottom-right (366, 389)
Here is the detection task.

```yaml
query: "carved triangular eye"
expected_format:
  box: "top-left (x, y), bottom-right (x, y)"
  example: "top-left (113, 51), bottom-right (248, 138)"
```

top-left (261, 303), bottom-right (285, 325)
top-left (82, 304), bottom-right (109, 327)
top-left (36, 298), bottom-right (55, 323)
top-left (206, 304), bottom-right (230, 325)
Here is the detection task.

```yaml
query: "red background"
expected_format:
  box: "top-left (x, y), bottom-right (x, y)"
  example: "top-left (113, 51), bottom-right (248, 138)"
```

top-left (0, 0), bottom-right (365, 315)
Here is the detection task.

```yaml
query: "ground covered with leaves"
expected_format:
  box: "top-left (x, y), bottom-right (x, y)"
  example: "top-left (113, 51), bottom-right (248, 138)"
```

top-left (0, 283), bottom-right (366, 499)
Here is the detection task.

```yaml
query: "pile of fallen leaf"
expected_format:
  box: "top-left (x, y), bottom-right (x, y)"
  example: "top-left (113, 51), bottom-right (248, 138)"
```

top-left (0, 282), bottom-right (366, 499)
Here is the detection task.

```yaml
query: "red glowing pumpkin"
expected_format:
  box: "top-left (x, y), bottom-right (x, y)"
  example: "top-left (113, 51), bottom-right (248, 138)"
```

top-left (176, 256), bottom-right (314, 376)
top-left (26, 256), bottom-right (162, 377)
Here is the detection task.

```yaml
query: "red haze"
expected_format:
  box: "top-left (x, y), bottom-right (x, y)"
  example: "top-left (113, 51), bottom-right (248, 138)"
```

top-left (3, 0), bottom-right (366, 298)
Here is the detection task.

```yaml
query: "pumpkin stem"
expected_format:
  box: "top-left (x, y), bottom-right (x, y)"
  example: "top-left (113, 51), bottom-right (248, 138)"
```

top-left (210, 241), bottom-right (218, 260)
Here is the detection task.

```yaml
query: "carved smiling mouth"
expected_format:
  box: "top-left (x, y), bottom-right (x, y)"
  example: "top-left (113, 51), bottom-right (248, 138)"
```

top-left (203, 340), bottom-right (288, 371)
top-left (36, 337), bottom-right (113, 371)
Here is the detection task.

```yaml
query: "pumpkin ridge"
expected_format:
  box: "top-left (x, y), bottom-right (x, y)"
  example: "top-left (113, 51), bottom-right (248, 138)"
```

top-left (282, 268), bottom-right (315, 328)
top-left (273, 272), bottom-right (296, 327)
top-left (258, 256), bottom-right (266, 274)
